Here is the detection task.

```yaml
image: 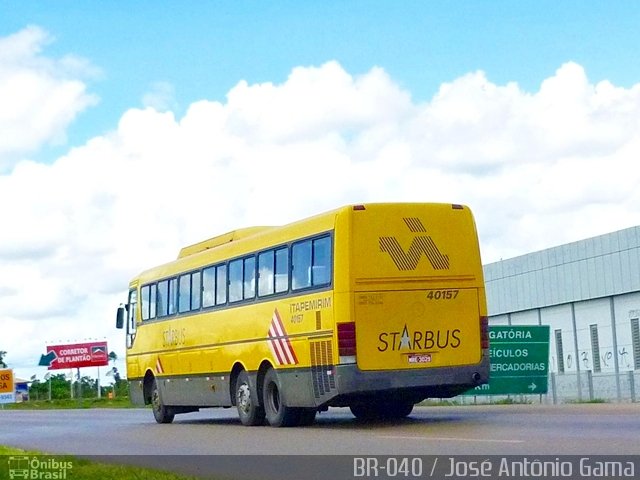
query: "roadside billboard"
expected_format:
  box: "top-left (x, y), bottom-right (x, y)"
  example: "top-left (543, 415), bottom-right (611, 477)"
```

top-left (40, 342), bottom-right (109, 370)
top-left (0, 368), bottom-right (15, 404)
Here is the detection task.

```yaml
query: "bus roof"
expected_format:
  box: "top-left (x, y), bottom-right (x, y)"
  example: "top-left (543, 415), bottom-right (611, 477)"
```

top-left (130, 203), bottom-right (472, 286)
top-left (132, 205), bottom-right (347, 285)
top-left (177, 226), bottom-right (274, 259)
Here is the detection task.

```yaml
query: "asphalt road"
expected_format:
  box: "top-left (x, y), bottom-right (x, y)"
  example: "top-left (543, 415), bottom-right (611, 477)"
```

top-left (1, 404), bottom-right (639, 478)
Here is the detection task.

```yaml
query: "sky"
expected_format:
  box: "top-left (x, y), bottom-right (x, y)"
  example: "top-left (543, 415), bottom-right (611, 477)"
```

top-left (2, 1), bottom-right (640, 382)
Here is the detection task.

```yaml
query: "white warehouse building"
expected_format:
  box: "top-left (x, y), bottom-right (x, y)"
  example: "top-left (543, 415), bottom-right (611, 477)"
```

top-left (483, 225), bottom-right (640, 403)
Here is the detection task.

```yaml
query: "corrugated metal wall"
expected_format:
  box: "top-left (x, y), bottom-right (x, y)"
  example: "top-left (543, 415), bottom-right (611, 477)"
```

top-left (485, 226), bottom-right (640, 315)
top-left (482, 226), bottom-right (640, 402)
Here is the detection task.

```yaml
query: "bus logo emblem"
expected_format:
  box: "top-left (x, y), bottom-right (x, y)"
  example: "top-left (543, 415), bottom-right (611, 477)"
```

top-left (267, 309), bottom-right (299, 366)
top-left (379, 217), bottom-right (450, 271)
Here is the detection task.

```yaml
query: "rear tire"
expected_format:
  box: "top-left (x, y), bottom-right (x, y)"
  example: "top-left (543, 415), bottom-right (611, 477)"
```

top-left (263, 368), bottom-right (299, 427)
top-left (350, 401), bottom-right (414, 421)
top-left (151, 378), bottom-right (174, 424)
top-left (296, 407), bottom-right (317, 426)
top-left (385, 401), bottom-right (414, 419)
top-left (235, 370), bottom-right (265, 426)
top-left (349, 403), bottom-right (378, 421)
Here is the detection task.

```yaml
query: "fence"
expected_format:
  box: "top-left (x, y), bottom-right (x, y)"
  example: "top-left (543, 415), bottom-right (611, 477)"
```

top-left (456, 370), bottom-right (640, 404)
top-left (548, 370), bottom-right (639, 404)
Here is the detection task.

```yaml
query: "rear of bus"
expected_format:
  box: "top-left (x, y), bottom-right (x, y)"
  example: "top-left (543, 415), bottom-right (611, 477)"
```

top-left (331, 203), bottom-right (489, 411)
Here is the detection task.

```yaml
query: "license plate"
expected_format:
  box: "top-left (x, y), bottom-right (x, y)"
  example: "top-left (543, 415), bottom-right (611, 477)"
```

top-left (407, 354), bottom-right (432, 364)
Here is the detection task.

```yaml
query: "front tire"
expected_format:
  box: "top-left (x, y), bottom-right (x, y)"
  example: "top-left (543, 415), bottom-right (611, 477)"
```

top-left (262, 368), bottom-right (299, 427)
top-left (151, 378), bottom-right (174, 424)
top-left (236, 370), bottom-right (265, 426)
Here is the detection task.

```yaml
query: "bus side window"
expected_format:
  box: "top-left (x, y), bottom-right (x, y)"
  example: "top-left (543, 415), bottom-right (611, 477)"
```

top-left (216, 264), bottom-right (227, 305)
top-left (312, 236), bottom-right (332, 286)
top-left (191, 271), bottom-right (201, 310)
top-left (178, 274), bottom-right (191, 313)
top-left (292, 240), bottom-right (312, 290)
top-left (141, 285), bottom-right (150, 321)
top-left (157, 280), bottom-right (169, 317)
top-left (229, 259), bottom-right (243, 303)
top-left (203, 267), bottom-right (215, 308)
top-left (128, 289), bottom-right (138, 330)
top-left (149, 283), bottom-right (157, 318)
top-left (275, 247), bottom-right (289, 293)
top-left (127, 288), bottom-right (137, 348)
top-left (244, 256), bottom-right (256, 300)
top-left (258, 250), bottom-right (275, 296)
top-left (168, 278), bottom-right (178, 315)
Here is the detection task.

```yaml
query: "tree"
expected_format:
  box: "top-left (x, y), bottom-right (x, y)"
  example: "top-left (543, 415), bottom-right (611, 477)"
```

top-left (71, 375), bottom-right (99, 398)
top-left (29, 373), bottom-right (72, 400)
top-left (107, 351), bottom-right (128, 398)
top-left (114, 374), bottom-right (129, 398)
top-left (0, 351), bottom-right (7, 368)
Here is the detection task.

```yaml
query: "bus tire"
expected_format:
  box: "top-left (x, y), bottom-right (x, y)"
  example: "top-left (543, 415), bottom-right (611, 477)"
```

top-left (151, 378), bottom-right (175, 424)
top-left (263, 368), bottom-right (299, 427)
top-left (349, 403), bottom-right (378, 421)
top-left (384, 401), bottom-right (414, 419)
top-left (235, 370), bottom-right (265, 426)
top-left (296, 407), bottom-right (317, 426)
top-left (350, 401), bottom-right (413, 421)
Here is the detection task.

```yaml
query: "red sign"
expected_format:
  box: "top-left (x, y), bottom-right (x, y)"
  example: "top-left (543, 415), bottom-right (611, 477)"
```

top-left (46, 342), bottom-right (109, 370)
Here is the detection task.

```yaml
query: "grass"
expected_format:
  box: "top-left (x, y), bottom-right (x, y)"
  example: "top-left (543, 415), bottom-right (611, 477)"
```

top-left (0, 446), bottom-right (204, 480)
top-left (3, 397), bottom-right (141, 410)
top-left (417, 397), bottom-right (534, 406)
top-left (492, 397), bottom-right (533, 405)
top-left (566, 398), bottom-right (608, 404)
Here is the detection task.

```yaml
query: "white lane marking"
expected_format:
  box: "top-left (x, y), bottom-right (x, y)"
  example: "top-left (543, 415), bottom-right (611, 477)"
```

top-left (380, 435), bottom-right (524, 444)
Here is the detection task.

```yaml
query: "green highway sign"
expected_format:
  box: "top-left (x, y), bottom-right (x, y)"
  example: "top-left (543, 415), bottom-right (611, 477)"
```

top-left (465, 325), bottom-right (550, 396)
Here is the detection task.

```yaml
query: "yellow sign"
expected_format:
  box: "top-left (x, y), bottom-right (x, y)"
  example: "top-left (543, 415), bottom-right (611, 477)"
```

top-left (0, 368), bottom-right (15, 404)
top-left (0, 369), bottom-right (13, 393)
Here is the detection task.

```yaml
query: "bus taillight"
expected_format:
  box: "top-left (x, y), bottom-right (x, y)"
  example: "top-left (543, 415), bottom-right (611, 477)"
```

top-left (337, 322), bottom-right (357, 357)
top-left (480, 316), bottom-right (489, 349)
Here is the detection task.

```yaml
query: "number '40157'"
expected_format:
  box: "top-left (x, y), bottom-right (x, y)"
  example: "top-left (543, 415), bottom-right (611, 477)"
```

top-left (426, 289), bottom-right (459, 300)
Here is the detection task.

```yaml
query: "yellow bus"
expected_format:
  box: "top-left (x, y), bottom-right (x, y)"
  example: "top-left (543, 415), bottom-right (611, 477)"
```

top-left (116, 203), bottom-right (489, 427)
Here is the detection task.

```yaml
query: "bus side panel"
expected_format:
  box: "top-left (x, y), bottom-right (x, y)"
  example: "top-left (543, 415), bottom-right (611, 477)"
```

top-left (126, 289), bottom-right (338, 409)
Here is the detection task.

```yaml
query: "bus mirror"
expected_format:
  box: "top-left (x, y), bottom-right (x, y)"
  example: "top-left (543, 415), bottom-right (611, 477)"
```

top-left (116, 306), bottom-right (125, 329)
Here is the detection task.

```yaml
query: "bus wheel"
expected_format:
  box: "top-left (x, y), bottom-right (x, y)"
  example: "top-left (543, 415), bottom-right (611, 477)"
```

top-left (349, 403), bottom-right (378, 421)
top-left (385, 401), bottom-right (414, 419)
top-left (263, 368), bottom-right (299, 427)
top-left (151, 378), bottom-right (174, 424)
top-left (235, 370), bottom-right (265, 426)
top-left (350, 401), bottom-right (414, 421)
top-left (296, 407), bottom-right (317, 426)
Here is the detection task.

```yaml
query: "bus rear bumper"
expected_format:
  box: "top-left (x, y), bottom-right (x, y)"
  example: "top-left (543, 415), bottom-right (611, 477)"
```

top-left (276, 356), bottom-right (489, 408)
top-left (326, 360), bottom-right (489, 407)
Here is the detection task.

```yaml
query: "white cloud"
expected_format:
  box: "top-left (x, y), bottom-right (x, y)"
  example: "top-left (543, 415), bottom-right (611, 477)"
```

top-left (1, 33), bottom-right (640, 380)
top-left (0, 26), bottom-right (98, 168)
top-left (142, 81), bottom-right (178, 112)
